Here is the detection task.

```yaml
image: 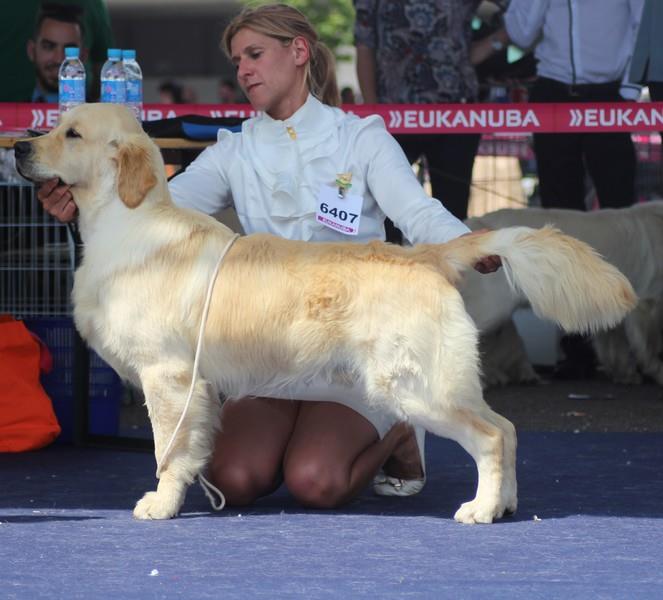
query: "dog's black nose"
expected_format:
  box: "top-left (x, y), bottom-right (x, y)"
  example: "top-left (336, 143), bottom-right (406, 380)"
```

top-left (13, 141), bottom-right (33, 159)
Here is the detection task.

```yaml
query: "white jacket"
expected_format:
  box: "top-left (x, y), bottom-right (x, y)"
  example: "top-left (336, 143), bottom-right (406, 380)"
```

top-left (504, 0), bottom-right (644, 98)
top-left (169, 94), bottom-right (469, 244)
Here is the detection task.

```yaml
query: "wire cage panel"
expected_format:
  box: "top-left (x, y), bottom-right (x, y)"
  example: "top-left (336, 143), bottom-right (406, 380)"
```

top-left (0, 182), bottom-right (75, 317)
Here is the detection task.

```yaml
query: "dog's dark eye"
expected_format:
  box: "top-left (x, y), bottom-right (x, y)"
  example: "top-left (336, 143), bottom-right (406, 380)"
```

top-left (66, 128), bottom-right (81, 139)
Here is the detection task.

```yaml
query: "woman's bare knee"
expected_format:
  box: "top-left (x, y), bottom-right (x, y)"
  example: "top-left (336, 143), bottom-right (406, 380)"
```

top-left (209, 396), bottom-right (298, 506)
top-left (208, 459), bottom-right (280, 507)
top-left (284, 458), bottom-right (350, 508)
top-left (283, 401), bottom-right (383, 508)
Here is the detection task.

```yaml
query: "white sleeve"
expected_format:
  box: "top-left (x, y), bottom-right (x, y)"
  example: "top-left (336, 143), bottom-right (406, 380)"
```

top-left (168, 131), bottom-right (234, 215)
top-left (504, 0), bottom-right (550, 50)
top-left (355, 117), bottom-right (470, 244)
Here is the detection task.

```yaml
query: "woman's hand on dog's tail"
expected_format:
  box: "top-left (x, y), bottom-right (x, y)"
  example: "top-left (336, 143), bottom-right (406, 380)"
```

top-left (463, 229), bottom-right (502, 274)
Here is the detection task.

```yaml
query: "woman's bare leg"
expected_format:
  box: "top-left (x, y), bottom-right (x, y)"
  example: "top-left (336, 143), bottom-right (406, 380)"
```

top-left (283, 401), bottom-right (415, 508)
top-left (207, 396), bottom-right (300, 506)
top-left (208, 397), bottom-right (423, 508)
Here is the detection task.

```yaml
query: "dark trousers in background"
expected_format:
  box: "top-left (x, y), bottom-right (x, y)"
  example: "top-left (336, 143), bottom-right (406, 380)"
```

top-left (385, 133), bottom-right (481, 244)
top-left (529, 77), bottom-right (636, 210)
top-left (647, 82), bottom-right (663, 101)
top-left (397, 133), bottom-right (482, 221)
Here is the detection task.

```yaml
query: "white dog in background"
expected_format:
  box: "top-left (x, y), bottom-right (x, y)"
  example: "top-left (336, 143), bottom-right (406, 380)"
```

top-left (464, 203), bottom-right (663, 387)
top-left (478, 318), bottom-right (543, 387)
top-left (15, 104), bottom-right (636, 524)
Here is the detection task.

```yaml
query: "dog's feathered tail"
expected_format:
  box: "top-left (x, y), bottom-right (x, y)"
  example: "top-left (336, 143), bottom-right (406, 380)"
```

top-left (419, 226), bottom-right (637, 334)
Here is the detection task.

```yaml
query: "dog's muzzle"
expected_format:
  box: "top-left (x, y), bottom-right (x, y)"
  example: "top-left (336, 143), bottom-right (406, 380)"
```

top-left (13, 140), bottom-right (33, 159)
top-left (13, 141), bottom-right (35, 180)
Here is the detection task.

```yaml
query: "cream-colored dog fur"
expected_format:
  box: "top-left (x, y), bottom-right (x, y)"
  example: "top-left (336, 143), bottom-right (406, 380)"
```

top-left (15, 104), bottom-right (637, 523)
top-left (465, 204), bottom-right (663, 387)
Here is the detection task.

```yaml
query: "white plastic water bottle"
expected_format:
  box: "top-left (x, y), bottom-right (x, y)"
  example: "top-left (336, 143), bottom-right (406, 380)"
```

top-left (122, 49), bottom-right (143, 121)
top-left (100, 48), bottom-right (126, 104)
top-left (58, 47), bottom-right (86, 115)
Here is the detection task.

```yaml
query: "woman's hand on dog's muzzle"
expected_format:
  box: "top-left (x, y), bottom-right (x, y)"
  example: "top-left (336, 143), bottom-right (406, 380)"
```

top-left (38, 178), bottom-right (77, 223)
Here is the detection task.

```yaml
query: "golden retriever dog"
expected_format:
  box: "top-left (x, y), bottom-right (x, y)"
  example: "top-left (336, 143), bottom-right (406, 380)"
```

top-left (464, 204), bottom-right (663, 387)
top-left (14, 104), bottom-right (637, 523)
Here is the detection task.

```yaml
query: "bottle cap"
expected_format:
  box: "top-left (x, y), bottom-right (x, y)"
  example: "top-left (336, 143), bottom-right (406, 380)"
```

top-left (64, 47), bottom-right (80, 58)
top-left (107, 48), bottom-right (122, 59)
top-left (122, 49), bottom-right (136, 60)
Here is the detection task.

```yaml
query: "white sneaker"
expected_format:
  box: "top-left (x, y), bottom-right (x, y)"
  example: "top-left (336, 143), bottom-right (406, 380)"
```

top-left (373, 472), bottom-right (426, 497)
top-left (373, 426), bottom-right (426, 497)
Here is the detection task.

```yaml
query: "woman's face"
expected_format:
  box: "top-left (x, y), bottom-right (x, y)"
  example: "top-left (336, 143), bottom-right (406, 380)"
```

top-left (230, 28), bottom-right (309, 120)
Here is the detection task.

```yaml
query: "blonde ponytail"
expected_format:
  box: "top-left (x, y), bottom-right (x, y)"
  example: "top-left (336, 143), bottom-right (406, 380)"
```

top-left (309, 41), bottom-right (340, 107)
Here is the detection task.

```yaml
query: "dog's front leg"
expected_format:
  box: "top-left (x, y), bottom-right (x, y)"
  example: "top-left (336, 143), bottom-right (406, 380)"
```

top-left (624, 302), bottom-right (663, 386)
top-left (592, 325), bottom-right (641, 384)
top-left (133, 365), bottom-right (221, 520)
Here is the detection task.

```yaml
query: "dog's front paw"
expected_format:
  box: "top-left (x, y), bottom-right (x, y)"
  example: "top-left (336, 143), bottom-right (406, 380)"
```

top-left (133, 491), bottom-right (181, 520)
top-left (454, 499), bottom-right (510, 524)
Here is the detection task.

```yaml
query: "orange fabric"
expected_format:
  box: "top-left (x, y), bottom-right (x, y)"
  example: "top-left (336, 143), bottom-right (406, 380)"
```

top-left (0, 317), bottom-right (61, 452)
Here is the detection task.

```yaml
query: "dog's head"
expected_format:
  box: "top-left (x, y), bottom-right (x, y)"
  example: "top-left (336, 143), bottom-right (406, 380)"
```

top-left (14, 103), bottom-right (162, 210)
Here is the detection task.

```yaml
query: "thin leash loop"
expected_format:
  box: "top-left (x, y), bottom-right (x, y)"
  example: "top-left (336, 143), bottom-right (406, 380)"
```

top-left (155, 233), bottom-right (240, 512)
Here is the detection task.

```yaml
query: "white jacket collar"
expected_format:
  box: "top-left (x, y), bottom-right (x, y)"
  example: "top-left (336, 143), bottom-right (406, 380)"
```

top-left (240, 94), bottom-right (342, 227)
top-left (250, 93), bottom-right (337, 152)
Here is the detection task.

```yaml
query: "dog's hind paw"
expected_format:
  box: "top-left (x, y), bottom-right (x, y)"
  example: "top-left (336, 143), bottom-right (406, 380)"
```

top-left (133, 491), bottom-right (181, 520)
top-left (454, 499), bottom-right (509, 524)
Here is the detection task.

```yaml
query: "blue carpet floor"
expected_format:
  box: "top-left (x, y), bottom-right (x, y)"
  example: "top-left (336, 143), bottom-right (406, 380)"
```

top-left (2, 432), bottom-right (662, 599)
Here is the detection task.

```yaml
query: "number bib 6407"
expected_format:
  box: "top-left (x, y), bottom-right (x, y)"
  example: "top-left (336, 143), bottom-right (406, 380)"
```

top-left (315, 184), bottom-right (363, 236)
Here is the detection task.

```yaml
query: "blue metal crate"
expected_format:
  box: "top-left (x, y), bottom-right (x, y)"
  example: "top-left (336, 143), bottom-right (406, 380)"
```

top-left (23, 317), bottom-right (123, 442)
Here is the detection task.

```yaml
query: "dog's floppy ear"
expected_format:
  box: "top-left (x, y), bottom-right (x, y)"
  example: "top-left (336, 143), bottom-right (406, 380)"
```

top-left (116, 135), bottom-right (158, 208)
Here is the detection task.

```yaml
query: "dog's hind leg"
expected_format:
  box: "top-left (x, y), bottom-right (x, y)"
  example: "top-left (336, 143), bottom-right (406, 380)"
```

top-left (418, 401), bottom-right (517, 524)
top-left (133, 364), bottom-right (222, 520)
top-left (365, 286), bottom-right (517, 523)
top-left (392, 371), bottom-right (517, 524)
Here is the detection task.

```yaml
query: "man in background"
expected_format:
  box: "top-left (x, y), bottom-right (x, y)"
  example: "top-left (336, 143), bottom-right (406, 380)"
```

top-left (27, 3), bottom-right (87, 103)
top-left (495, 0), bottom-right (643, 210)
top-left (0, 0), bottom-right (113, 102)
